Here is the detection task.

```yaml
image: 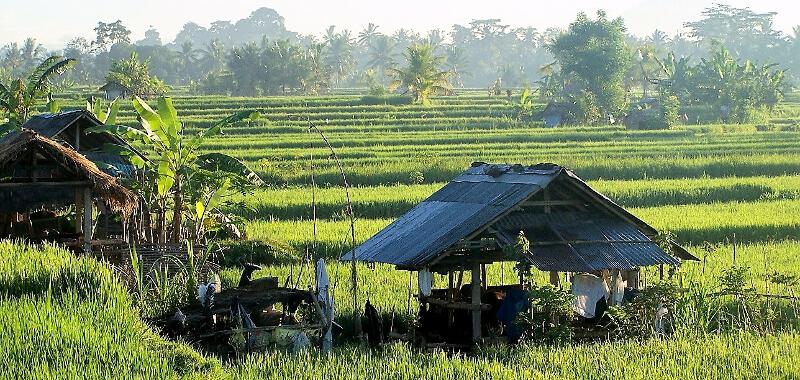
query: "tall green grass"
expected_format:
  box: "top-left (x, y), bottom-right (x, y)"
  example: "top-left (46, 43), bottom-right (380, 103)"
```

top-left (0, 242), bottom-right (219, 379)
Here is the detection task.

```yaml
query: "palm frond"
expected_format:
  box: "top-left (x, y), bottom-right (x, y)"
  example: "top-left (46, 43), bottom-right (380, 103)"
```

top-left (26, 57), bottom-right (76, 96)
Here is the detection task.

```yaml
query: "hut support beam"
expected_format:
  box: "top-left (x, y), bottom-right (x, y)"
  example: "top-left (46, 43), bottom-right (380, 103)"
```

top-left (471, 262), bottom-right (482, 342)
top-left (75, 189), bottom-right (83, 234)
top-left (82, 188), bottom-right (93, 253)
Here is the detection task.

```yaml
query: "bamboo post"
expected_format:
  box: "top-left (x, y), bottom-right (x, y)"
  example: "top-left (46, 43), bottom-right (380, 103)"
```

top-left (406, 271), bottom-right (413, 314)
top-left (471, 262), bottom-right (482, 342)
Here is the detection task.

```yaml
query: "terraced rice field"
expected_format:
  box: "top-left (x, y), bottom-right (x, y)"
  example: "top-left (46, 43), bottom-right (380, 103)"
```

top-left (13, 89), bottom-right (800, 378)
top-left (50, 89), bottom-right (800, 308)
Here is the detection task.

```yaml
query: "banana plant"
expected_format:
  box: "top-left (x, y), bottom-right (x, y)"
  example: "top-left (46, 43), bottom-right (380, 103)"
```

top-left (0, 56), bottom-right (76, 130)
top-left (514, 88), bottom-right (537, 122)
top-left (86, 96), bottom-right (120, 124)
top-left (89, 96), bottom-right (261, 243)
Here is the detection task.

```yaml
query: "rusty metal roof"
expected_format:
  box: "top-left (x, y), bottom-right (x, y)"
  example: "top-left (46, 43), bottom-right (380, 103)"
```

top-left (343, 163), bottom-right (691, 270)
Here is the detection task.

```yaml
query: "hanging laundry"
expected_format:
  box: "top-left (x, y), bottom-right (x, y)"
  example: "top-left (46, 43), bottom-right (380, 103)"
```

top-left (418, 268), bottom-right (433, 297)
top-left (571, 273), bottom-right (610, 318)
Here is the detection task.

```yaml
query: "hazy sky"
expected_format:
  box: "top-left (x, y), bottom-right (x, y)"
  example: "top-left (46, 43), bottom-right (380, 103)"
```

top-left (1, 0), bottom-right (798, 48)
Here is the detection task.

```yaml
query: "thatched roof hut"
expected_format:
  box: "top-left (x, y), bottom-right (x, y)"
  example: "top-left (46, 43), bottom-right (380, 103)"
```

top-left (4, 109), bottom-right (145, 177)
top-left (0, 129), bottom-right (137, 217)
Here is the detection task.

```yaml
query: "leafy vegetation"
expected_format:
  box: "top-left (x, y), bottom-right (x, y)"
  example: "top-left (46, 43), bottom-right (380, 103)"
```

top-left (105, 52), bottom-right (167, 97)
top-left (548, 11), bottom-right (630, 123)
top-left (0, 56), bottom-right (75, 130)
top-left (388, 44), bottom-right (453, 105)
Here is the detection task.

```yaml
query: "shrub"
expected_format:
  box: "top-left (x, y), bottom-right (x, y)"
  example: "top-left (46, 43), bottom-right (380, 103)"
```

top-left (516, 285), bottom-right (574, 345)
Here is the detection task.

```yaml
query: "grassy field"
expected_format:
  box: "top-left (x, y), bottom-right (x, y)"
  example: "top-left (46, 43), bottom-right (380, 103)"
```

top-left (4, 90), bottom-right (800, 378)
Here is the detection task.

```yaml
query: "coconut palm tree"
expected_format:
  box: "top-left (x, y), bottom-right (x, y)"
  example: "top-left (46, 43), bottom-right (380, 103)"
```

top-left (357, 23), bottom-right (380, 47)
top-left (0, 56), bottom-right (76, 131)
top-left (2, 43), bottom-right (22, 74)
top-left (200, 39), bottom-right (226, 73)
top-left (426, 29), bottom-right (446, 52)
top-left (20, 38), bottom-right (45, 71)
top-left (388, 44), bottom-right (453, 105)
top-left (178, 41), bottom-right (200, 84)
top-left (324, 29), bottom-right (355, 86)
top-left (366, 35), bottom-right (397, 82)
top-left (444, 45), bottom-right (470, 87)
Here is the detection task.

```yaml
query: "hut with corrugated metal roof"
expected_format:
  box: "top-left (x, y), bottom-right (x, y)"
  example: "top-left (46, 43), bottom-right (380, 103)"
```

top-left (344, 162), bottom-right (696, 343)
top-left (99, 81), bottom-right (130, 100)
top-left (0, 129), bottom-right (138, 252)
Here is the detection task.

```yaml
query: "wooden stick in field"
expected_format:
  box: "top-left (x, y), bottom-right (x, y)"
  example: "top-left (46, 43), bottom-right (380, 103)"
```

top-left (309, 123), bottom-right (363, 338)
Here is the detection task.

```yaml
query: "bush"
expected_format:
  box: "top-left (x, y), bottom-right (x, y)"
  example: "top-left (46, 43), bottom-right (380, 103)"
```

top-left (408, 171), bottom-right (425, 185)
top-left (516, 285), bottom-right (574, 345)
top-left (609, 281), bottom-right (681, 339)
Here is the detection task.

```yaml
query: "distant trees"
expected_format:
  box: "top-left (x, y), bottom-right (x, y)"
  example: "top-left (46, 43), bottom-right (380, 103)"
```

top-left (388, 44), bottom-right (453, 105)
top-left (173, 7), bottom-right (297, 48)
top-left (106, 52), bottom-right (167, 96)
top-left (684, 4), bottom-right (784, 62)
top-left (137, 28), bottom-right (163, 46)
top-left (1, 38), bottom-right (45, 77)
top-left (548, 11), bottom-right (631, 124)
top-left (93, 20), bottom-right (132, 51)
top-left (684, 47), bottom-right (786, 123)
top-left (221, 39), bottom-right (330, 96)
top-left (1, 3), bottom-right (798, 97)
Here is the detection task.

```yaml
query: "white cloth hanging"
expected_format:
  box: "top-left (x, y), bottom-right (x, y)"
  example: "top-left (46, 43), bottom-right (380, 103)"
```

top-left (571, 273), bottom-right (610, 318)
top-left (316, 258), bottom-right (333, 352)
top-left (610, 269), bottom-right (627, 306)
top-left (418, 268), bottom-right (433, 297)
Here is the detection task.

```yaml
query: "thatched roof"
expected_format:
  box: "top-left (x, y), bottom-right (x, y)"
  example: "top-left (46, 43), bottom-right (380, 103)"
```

top-left (0, 129), bottom-right (138, 217)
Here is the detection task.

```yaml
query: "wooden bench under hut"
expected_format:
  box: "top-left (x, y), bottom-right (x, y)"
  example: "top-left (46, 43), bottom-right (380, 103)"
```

top-left (343, 162), bottom-right (698, 346)
top-left (0, 129), bottom-right (138, 252)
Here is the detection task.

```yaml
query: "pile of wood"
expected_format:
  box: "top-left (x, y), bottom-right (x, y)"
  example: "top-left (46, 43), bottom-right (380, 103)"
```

top-left (155, 276), bottom-right (327, 354)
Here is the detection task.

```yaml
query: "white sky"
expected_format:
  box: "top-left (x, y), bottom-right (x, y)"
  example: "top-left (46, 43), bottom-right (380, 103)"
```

top-left (1, 0), bottom-right (798, 48)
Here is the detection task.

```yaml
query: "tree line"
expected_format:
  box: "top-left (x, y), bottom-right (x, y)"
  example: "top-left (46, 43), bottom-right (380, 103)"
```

top-left (1, 4), bottom-right (799, 93)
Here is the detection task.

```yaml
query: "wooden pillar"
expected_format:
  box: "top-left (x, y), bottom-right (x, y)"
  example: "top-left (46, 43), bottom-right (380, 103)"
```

top-left (471, 262), bottom-right (482, 342)
top-left (82, 188), bottom-right (93, 253)
top-left (75, 188), bottom-right (83, 234)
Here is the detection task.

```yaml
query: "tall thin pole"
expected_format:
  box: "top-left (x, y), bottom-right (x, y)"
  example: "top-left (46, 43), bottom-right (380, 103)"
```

top-left (310, 124), bottom-right (362, 337)
top-left (295, 128), bottom-right (318, 289)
